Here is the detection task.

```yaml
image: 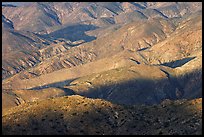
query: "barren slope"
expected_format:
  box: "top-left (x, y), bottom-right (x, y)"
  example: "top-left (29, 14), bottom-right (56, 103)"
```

top-left (2, 17), bottom-right (176, 85)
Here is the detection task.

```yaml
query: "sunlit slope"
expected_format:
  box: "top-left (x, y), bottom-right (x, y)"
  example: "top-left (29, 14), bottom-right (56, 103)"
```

top-left (2, 95), bottom-right (202, 135)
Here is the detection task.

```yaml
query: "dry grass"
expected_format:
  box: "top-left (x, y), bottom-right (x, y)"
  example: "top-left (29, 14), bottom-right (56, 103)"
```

top-left (2, 95), bottom-right (202, 135)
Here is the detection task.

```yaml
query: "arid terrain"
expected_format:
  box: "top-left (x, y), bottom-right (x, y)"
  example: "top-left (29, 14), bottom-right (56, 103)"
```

top-left (2, 2), bottom-right (202, 135)
top-left (2, 96), bottom-right (202, 135)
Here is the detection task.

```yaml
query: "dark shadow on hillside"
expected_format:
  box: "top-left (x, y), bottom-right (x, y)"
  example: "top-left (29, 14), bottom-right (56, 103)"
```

top-left (2, 4), bottom-right (17, 7)
top-left (161, 57), bottom-right (196, 68)
top-left (10, 31), bottom-right (36, 43)
top-left (29, 78), bottom-right (77, 90)
top-left (42, 24), bottom-right (99, 42)
top-left (130, 2), bottom-right (146, 9)
top-left (67, 69), bottom-right (201, 106)
top-left (56, 87), bottom-right (76, 96)
top-left (152, 9), bottom-right (169, 18)
top-left (137, 47), bottom-right (149, 51)
top-left (71, 78), bottom-right (178, 106)
top-left (28, 68), bottom-right (202, 106)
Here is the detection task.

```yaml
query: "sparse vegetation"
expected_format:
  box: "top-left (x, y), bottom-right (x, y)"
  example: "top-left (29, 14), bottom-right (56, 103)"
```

top-left (2, 2), bottom-right (202, 135)
top-left (2, 96), bottom-right (202, 135)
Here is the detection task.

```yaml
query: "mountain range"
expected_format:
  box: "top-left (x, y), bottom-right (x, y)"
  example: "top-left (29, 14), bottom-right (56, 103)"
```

top-left (2, 2), bottom-right (202, 135)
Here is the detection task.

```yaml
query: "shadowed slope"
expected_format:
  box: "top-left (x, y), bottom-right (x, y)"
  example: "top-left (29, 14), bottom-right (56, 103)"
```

top-left (65, 63), bottom-right (201, 105)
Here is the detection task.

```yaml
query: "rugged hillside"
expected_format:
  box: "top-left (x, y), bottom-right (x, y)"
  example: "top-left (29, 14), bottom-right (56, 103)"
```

top-left (2, 50), bottom-right (142, 89)
top-left (140, 11), bottom-right (202, 65)
top-left (2, 2), bottom-right (201, 34)
top-left (2, 17), bottom-right (176, 84)
top-left (2, 3), bottom-right (202, 135)
top-left (2, 10), bottom-right (202, 112)
top-left (2, 11), bottom-right (201, 92)
top-left (2, 26), bottom-right (86, 79)
top-left (2, 2), bottom-right (201, 80)
top-left (2, 95), bottom-right (202, 135)
top-left (2, 3), bottom-right (61, 34)
top-left (2, 28), bottom-right (49, 79)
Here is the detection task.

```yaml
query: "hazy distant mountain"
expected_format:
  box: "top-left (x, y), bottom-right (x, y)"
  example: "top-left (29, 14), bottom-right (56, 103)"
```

top-left (2, 2), bottom-right (33, 6)
top-left (2, 2), bottom-right (201, 34)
